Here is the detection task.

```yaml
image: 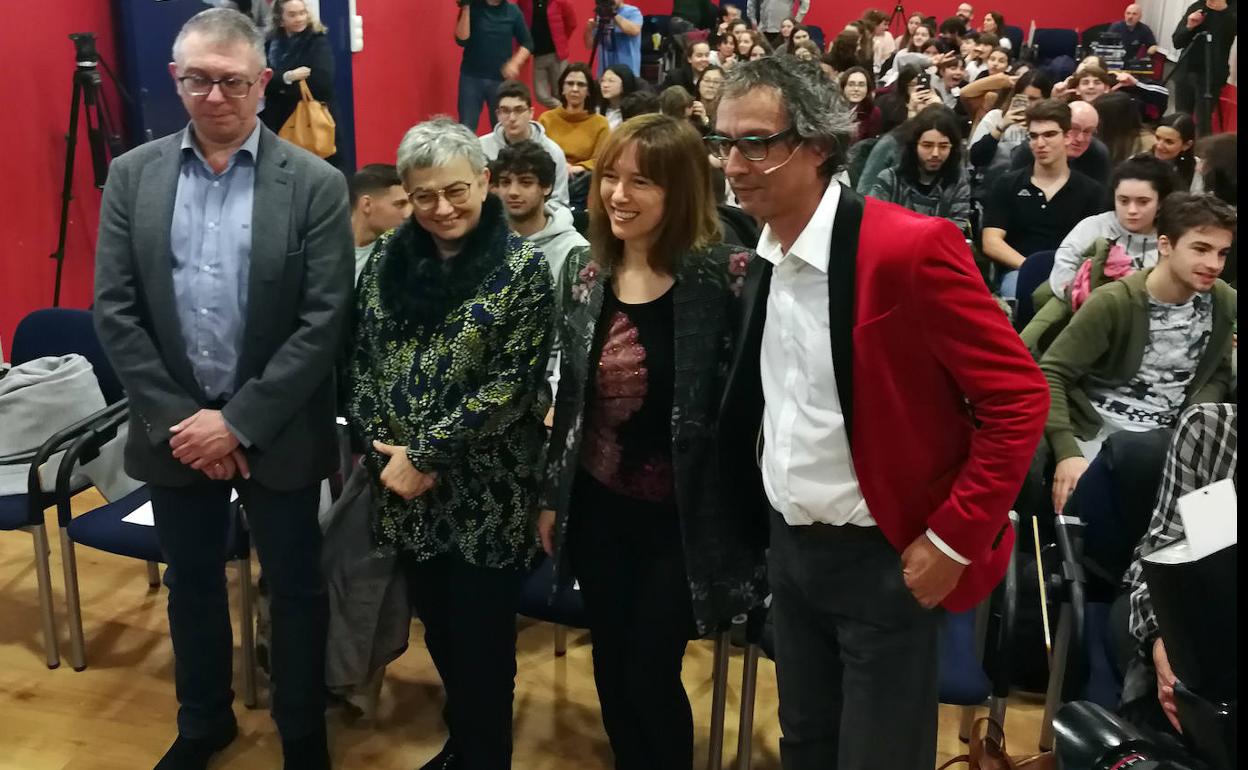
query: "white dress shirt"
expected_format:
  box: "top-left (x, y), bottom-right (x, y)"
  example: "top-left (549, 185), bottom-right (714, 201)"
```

top-left (757, 183), bottom-right (969, 563)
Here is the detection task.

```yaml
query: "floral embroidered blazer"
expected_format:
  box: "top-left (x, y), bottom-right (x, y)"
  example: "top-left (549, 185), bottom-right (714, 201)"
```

top-left (347, 196), bottom-right (553, 568)
top-left (540, 243), bottom-right (768, 634)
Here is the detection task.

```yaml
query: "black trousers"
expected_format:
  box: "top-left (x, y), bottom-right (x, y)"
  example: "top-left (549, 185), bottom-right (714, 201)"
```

top-left (568, 475), bottom-right (697, 770)
top-left (150, 479), bottom-right (326, 740)
top-left (768, 511), bottom-right (942, 770)
top-left (403, 553), bottom-right (526, 770)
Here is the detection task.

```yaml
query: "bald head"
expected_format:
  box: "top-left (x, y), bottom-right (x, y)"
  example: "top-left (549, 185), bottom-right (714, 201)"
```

top-left (1124, 4), bottom-right (1142, 25)
top-left (1066, 100), bottom-right (1100, 157)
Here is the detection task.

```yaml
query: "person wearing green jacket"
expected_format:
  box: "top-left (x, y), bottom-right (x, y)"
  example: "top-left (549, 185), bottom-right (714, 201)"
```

top-left (1041, 192), bottom-right (1236, 514)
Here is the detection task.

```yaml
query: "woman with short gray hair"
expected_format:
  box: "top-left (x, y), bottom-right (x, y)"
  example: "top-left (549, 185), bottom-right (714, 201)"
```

top-left (346, 116), bottom-right (554, 769)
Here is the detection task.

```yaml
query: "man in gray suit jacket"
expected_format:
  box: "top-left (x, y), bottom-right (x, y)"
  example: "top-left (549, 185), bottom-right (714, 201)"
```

top-left (92, 9), bottom-right (351, 770)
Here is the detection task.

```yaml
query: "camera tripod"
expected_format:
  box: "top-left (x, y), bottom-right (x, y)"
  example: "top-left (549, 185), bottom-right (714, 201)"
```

top-left (588, 2), bottom-right (615, 73)
top-left (50, 32), bottom-right (126, 307)
top-left (1160, 30), bottom-right (1217, 136)
top-left (885, 2), bottom-right (907, 38)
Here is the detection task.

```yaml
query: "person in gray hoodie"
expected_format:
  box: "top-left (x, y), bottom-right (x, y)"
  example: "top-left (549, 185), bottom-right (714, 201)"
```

top-left (1049, 155), bottom-right (1181, 299)
top-left (479, 79), bottom-right (571, 207)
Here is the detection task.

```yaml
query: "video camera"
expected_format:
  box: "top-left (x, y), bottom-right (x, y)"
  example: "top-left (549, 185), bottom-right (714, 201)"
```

top-left (594, 0), bottom-right (616, 20)
top-left (70, 32), bottom-right (99, 66)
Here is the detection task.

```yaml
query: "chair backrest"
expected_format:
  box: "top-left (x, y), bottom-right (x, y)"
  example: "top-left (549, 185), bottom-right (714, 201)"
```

top-left (804, 25), bottom-right (825, 51)
top-left (1013, 250), bottom-right (1056, 330)
top-left (1080, 23), bottom-right (1112, 51)
top-left (10, 309), bottom-right (125, 405)
top-left (641, 14), bottom-right (672, 54)
top-left (938, 609), bottom-right (993, 705)
top-left (1033, 28), bottom-right (1079, 63)
top-left (1003, 25), bottom-right (1025, 54)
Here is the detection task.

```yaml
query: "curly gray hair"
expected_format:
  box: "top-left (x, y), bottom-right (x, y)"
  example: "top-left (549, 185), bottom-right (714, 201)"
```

top-left (172, 8), bottom-right (265, 68)
top-left (720, 57), bottom-right (856, 178)
top-left (396, 117), bottom-right (489, 180)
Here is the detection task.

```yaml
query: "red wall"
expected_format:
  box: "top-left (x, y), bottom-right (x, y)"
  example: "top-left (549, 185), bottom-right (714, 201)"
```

top-left (0, 3), bottom-right (121, 351)
top-left (351, 0), bottom-right (1122, 168)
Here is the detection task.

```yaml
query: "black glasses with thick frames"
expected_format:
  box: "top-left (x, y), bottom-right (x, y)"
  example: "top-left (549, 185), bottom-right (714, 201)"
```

top-left (178, 72), bottom-right (263, 99)
top-left (703, 127), bottom-right (797, 162)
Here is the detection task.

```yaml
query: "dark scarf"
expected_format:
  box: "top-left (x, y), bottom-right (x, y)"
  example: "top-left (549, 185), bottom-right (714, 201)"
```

top-left (378, 194), bottom-right (511, 330)
top-left (267, 28), bottom-right (318, 71)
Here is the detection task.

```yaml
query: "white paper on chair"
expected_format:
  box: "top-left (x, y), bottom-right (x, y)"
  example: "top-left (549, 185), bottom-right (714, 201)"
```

top-left (120, 489), bottom-right (239, 527)
top-left (1176, 478), bottom-right (1237, 560)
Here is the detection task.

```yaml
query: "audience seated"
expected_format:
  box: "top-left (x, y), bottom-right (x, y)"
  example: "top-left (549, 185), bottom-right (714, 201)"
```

top-left (982, 99), bottom-right (1110, 297)
top-left (620, 90), bottom-right (661, 120)
top-left (348, 164), bottom-right (412, 285)
top-left (1095, 91), bottom-right (1156, 165)
top-left (1108, 3), bottom-right (1160, 58)
top-left (1152, 113), bottom-right (1197, 190)
top-left (839, 66), bottom-right (883, 142)
top-left (933, 54), bottom-right (969, 113)
top-left (710, 31), bottom-right (738, 68)
top-left (480, 80), bottom-right (571, 207)
top-left (869, 106), bottom-right (972, 233)
top-left (1120, 402), bottom-right (1237, 735)
top-left (964, 31), bottom-right (999, 80)
top-left (1040, 192), bottom-right (1236, 513)
top-left (967, 70), bottom-right (1054, 184)
top-left (1192, 133), bottom-right (1238, 287)
top-left (540, 63), bottom-right (610, 206)
top-left (862, 8), bottom-right (896, 75)
top-left (658, 84), bottom-right (695, 120)
top-left (979, 11), bottom-right (1010, 51)
top-left (1010, 101), bottom-right (1112, 197)
top-left (661, 38), bottom-right (712, 96)
top-left (598, 64), bottom-right (640, 129)
top-left (690, 65), bottom-right (724, 134)
top-left (792, 40), bottom-right (821, 61)
top-left (877, 64), bottom-right (942, 134)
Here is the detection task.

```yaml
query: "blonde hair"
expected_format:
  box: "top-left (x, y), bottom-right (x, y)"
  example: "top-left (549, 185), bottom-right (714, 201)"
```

top-left (589, 114), bottom-right (721, 271)
top-left (271, 0), bottom-right (327, 36)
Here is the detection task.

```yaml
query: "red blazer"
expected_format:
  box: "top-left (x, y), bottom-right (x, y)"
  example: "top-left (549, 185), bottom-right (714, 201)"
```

top-left (724, 188), bottom-right (1048, 612)
top-left (518, 0), bottom-right (578, 62)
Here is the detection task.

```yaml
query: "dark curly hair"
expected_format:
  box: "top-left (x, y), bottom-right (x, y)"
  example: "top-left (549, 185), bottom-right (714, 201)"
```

top-left (898, 106), bottom-right (964, 185)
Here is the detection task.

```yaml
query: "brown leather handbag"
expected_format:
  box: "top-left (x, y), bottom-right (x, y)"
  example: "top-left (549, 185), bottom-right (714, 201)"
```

top-left (279, 80), bottom-right (336, 159)
top-left (937, 718), bottom-right (1056, 770)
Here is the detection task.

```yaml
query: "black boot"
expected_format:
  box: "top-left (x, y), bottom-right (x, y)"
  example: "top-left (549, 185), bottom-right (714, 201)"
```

top-left (282, 724), bottom-right (331, 770)
top-left (153, 723), bottom-right (237, 770)
top-left (417, 741), bottom-right (459, 770)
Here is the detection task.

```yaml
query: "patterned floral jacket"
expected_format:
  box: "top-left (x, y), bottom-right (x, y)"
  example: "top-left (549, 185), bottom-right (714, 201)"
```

top-left (347, 195), bottom-right (553, 568)
top-left (541, 243), bottom-right (768, 635)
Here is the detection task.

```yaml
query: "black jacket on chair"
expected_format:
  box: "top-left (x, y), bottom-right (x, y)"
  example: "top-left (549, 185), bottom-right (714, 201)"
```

top-left (261, 29), bottom-right (335, 134)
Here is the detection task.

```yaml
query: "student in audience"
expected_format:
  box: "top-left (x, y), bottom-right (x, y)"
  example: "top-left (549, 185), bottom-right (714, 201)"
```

top-left (620, 90), bottom-right (661, 119)
top-left (538, 113), bottom-right (765, 770)
top-left (519, 0), bottom-right (579, 109)
top-left (1152, 113), bottom-right (1197, 190)
top-left (691, 65), bottom-right (725, 133)
top-left (1121, 402), bottom-right (1237, 735)
top-left (541, 64), bottom-right (611, 188)
top-left (863, 8), bottom-right (896, 74)
top-left (1067, 65), bottom-right (1116, 102)
top-left (261, 0), bottom-right (334, 135)
top-left (934, 54), bottom-right (968, 110)
top-left (658, 84), bottom-right (695, 119)
top-left (347, 118), bottom-right (553, 770)
top-left (870, 106), bottom-right (972, 233)
top-left (490, 141), bottom-right (589, 289)
top-left (938, 16), bottom-right (968, 48)
top-left (964, 31), bottom-right (999, 80)
top-left (662, 38), bottom-right (713, 96)
top-left (775, 15), bottom-right (797, 48)
top-left (1010, 100), bottom-right (1112, 184)
top-left (1048, 154), bottom-right (1179, 301)
top-left (846, 20), bottom-right (878, 67)
top-left (957, 2), bottom-right (976, 23)
top-left (711, 31), bottom-right (738, 67)
top-left (1171, 0), bottom-right (1235, 131)
top-left (1095, 91), bottom-right (1156, 164)
top-left (856, 106), bottom-right (947, 194)
top-left (786, 23), bottom-right (813, 54)
top-left (1109, 3), bottom-right (1160, 58)
top-left (840, 66), bottom-right (883, 142)
top-left (454, 0), bottom-right (533, 129)
top-left (749, 41), bottom-right (772, 60)
top-left (896, 11), bottom-right (927, 51)
top-left (982, 99), bottom-right (1109, 297)
top-left (980, 11), bottom-right (1010, 50)
top-left (749, 0), bottom-right (810, 48)
top-left (981, 47), bottom-right (1011, 79)
top-left (1041, 192), bottom-right (1236, 513)
top-left (793, 40), bottom-right (822, 61)
top-left (712, 56), bottom-right (1048, 770)
top-left (481, 80), bottom-right (572, 207)
top-left (94, 10), bottom-right (352, 769)
top-left (968, 70), bottom-right (1054, 178)
top-left (598, 63), bottom-right (639, 129)
top-left (585, 0), bottom-right (643, 77)
top-left (349, 164), bottom-right (411, 285)
top-left (878, 64), bottom-right (943, 133)
top-left (1192, 133), bottom-right (1238, 286)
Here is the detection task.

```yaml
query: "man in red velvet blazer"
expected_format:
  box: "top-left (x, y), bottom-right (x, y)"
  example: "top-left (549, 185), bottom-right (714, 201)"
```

top-left (713, 59), bottom-right (1049, 770)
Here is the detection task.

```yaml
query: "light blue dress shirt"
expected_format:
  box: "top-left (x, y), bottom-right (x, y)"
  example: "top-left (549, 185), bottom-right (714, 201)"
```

top-left (170, 121), bottom-right (260, 402)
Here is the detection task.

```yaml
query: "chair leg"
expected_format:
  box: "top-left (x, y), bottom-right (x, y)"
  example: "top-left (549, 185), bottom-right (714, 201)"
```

top-left (734, 643), bottom-right (760, 770)
top-left (706, 631), bottom-right (731, 770)
top-left (146, 561), bottom-right (161, 588)
top-left (1039, 603), bottom-right (1073, 751)
top-left (236, 555), bottom-right (258, 709)
top-left (959, 705), bottom-right (977, 743)
top-left (57, 529), bottom-right (87, 671)
top-left (29, 524), bottom-right (60, 669)
top-left (554, 624), bottom-right (568, 657)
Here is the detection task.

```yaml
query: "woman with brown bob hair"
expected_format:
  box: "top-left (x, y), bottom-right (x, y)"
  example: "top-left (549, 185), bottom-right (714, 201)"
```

top-left (538, 114), bottom-right (767, 769)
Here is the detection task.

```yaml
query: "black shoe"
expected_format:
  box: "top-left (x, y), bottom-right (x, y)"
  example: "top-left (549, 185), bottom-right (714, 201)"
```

top-left (153, 723), bottom-right (238, 770)
top-left (282, 725), bottom-right (331, 770)
top-left (417, 742), bottom-right (459, 770)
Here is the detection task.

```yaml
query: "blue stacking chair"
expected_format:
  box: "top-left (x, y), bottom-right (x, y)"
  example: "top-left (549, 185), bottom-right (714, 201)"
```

top-left (1003, 25), bottom-right (1025, 55)
top-left (804, 24), bottom-right (825, 51)
top-left (0, 308), bottom-right (127, 668)
top-left (729, 514), bottom-right (1021, 770)
top-left (1013, 250), bottom-right (1057, 332)
top-left (518, 555), bottom-right (588, 657)
top-left (1032, 28), bottom-right (1079, 66)
top-left (50, 404), bottom-right (259, 706)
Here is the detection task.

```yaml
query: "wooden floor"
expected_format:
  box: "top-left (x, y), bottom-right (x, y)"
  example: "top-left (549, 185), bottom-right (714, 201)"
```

top-left (0, 490), bottom-right (1046, 769)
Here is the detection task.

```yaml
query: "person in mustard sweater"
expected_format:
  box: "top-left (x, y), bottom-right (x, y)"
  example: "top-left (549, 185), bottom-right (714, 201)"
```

top-left (540, 62), bottom-right (610, 207)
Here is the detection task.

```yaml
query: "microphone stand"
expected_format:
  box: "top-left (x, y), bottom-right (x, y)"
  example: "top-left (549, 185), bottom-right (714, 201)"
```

top-left (1161, 29), bottom-right (1217, 136)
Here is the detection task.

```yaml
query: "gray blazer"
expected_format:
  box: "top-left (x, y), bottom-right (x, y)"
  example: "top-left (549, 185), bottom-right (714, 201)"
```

top-left (93, 125), bottom-right (353, 490)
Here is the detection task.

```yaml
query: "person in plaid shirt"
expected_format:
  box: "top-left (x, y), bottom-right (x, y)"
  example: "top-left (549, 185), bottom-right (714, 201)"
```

top-left (1120, 402), bottom-right (1237, 735)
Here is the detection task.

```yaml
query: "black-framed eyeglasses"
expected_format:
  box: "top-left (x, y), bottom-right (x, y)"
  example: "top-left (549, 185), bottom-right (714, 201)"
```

top-left (178, 73), bottom-right (261, 99)
top-left (703, 127), bottom-right (797, 162)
